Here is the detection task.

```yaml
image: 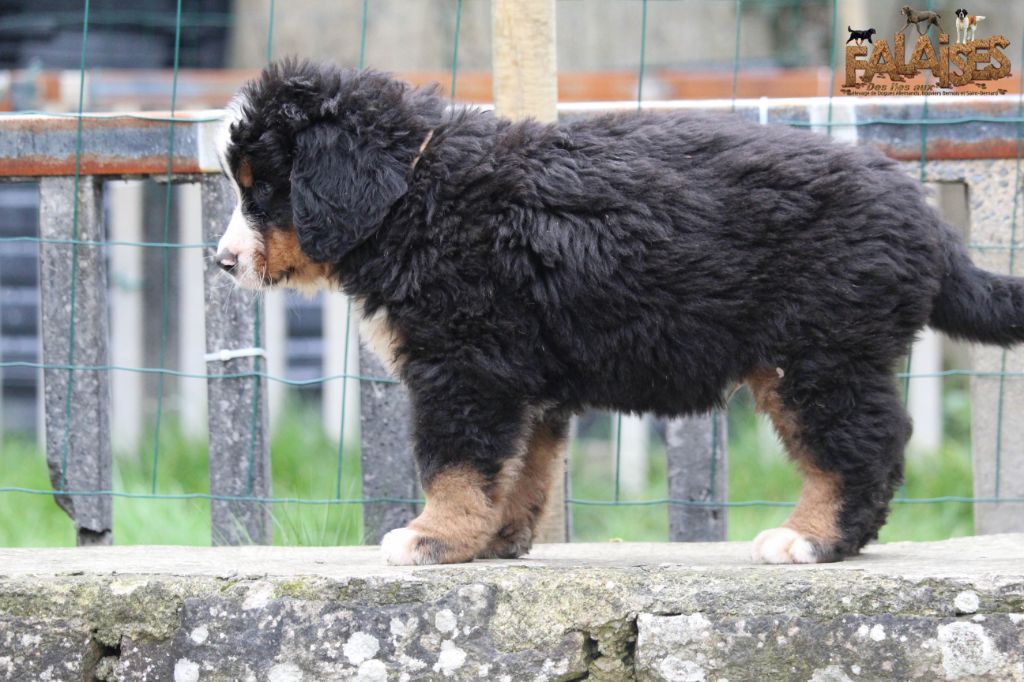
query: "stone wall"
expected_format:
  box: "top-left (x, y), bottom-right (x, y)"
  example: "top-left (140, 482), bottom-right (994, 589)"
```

top-left (2, 535), bottom-right (1023, 681)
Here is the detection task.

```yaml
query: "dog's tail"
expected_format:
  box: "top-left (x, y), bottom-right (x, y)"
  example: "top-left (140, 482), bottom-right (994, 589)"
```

top-left (929, 223), bottom-right (1024, 345)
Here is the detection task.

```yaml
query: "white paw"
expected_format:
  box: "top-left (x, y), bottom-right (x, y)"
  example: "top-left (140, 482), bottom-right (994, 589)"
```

top-left (751, 527), bottom-right (822, 564)
top-left (381, 527), bottom-right (421, 565)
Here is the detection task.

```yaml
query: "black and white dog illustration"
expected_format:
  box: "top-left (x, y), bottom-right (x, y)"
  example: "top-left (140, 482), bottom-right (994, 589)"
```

top-left (955, 8), bottom-right (987, 43)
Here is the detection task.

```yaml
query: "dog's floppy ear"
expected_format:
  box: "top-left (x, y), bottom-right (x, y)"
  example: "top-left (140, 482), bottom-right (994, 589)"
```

top-left (290, 123), bottom-right (408, 262)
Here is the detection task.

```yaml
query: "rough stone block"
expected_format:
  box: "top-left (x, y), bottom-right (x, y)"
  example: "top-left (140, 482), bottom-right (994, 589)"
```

top-left (1, 536), bottom-right (1022, 681)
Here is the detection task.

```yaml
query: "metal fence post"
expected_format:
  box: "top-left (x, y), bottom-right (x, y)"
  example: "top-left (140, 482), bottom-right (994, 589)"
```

top-left (666, 412), bottom-right (728, 541)
top-left (38, 175), bottom-right (113, 546)
top-left (201, 175), bottom-right (272, 545)
top-left (359, 344), bottom-right (418, 544)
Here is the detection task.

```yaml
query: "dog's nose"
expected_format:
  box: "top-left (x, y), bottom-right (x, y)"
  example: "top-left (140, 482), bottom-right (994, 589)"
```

top-left (216, 249), bottom-right (238, 273)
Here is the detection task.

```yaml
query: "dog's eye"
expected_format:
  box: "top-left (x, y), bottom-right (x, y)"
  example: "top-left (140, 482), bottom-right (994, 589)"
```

top-left (253, 181), bottom-right (273, 202)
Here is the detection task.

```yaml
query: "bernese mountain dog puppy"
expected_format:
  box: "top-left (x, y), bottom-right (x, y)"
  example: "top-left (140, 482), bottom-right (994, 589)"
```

top-left (215, 60), bottom-right (1024, 565)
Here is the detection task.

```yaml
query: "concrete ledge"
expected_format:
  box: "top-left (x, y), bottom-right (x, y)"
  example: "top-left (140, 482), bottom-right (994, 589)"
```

top-left (1, 535), bottom-right (1023, 681)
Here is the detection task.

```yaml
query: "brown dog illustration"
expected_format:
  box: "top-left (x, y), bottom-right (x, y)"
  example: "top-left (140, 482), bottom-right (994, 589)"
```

top-left (901, 6), bottom-right (943, 36)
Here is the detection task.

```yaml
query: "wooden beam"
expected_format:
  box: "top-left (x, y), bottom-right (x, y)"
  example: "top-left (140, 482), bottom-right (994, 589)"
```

top-left (491, 0), bottom-right (565, 543)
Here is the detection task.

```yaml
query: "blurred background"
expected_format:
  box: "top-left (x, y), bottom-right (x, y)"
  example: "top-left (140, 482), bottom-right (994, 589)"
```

top-left (1, 0), bottom-right (1017, 546)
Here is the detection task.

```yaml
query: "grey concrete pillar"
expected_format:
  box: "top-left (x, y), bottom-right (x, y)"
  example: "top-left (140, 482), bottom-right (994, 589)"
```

top-left (201, 175), bottom-right (272, 545)
top-left (962, 161), bottom-right (1024, 533)
top-left (666, 412), bottom-right (728, 541)
top-left (359, 344), bottom-right (418, 544)
top-left (39, 175), bottom-right (113, 546)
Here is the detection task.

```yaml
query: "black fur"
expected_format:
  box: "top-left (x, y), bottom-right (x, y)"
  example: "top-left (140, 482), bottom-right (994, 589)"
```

top-left (847, 26), bottom-right (877, 44)
top-left (227, 60), bottom-right (1024, 560)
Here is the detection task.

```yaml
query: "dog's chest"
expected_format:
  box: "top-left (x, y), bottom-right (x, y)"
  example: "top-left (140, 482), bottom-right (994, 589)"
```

top-left (353, 298), bottom-right (404, 376)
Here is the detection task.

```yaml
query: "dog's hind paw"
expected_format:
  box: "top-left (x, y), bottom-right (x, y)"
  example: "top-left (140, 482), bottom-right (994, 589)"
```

top-left (751, 527), bottom-right (833, 564)
top-left (381, 527), bottom-right (454, 566)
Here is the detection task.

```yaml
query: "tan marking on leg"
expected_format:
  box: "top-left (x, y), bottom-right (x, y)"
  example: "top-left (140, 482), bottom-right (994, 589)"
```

top-left (382, 466), bottom-right (507, 565)
top-left (478, 420), bottom-right (566, 559)
top-left (746, 368), bottom-right (841, 550)
top-left (352, 298), bottom-right (406, 376)
top-left (783, 466), bottom-right (842, 541)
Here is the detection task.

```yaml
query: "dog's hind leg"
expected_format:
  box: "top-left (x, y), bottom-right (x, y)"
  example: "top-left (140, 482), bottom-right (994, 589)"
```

top-left (476, 414), bottom-right (569, 559)
top-left (746, 364), bottom-right (909, 564)
top-left (380, 381), bottom-right (532, 565)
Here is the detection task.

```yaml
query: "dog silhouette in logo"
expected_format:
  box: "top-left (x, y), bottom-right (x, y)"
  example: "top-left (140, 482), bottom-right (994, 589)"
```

top-left (955, 8), bottom-right (986, 43)
top-left (900, 6), bottom-right (943, 36)
top-left (847, 26), bottom-right (877, 46)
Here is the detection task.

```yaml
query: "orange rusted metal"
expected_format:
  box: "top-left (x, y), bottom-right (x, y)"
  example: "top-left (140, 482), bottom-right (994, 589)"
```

top-left (3, 93), bottom-right (1024, 179)
top-left (0, 111), bottom-right (221, 177)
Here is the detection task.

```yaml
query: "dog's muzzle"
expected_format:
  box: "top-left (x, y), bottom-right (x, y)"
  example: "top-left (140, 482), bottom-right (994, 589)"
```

top-left (215, 248), bottom-right (238, 273)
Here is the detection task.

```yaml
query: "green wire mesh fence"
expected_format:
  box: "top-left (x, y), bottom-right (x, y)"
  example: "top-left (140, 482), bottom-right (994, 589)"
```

top-left (0, 0), bottom-right (1022, 547)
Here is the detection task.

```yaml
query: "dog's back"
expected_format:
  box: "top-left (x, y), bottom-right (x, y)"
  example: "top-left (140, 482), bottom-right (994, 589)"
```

top-left (452, 112), bottom-right (945, 412)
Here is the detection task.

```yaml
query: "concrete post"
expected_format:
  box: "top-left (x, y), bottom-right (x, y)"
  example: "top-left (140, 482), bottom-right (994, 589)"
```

top-left (962, 161), bottom-right (1024, 533)
top-left (107, 180), bottom-right (145, 456)
top-left (38, 175), bottom-right (113, 546)
top-left (176, 182), bottom-right (207, 438)
top-left (263, 289), bottom-right (287, 432)
top-left (666, 412), bottom-right (728, 541)
top-left (323, 292), bottom-right (360, 447)
top-left (359, 345), bottom-right (418, 544)
top-left (907, 185), bottom-right (946, 453)
top-left (613, 413), bottom-right (650, 496)
top-left (908, 327), bottom-right (943, 452)
top-left (201, 175), bottom-right (272, 545)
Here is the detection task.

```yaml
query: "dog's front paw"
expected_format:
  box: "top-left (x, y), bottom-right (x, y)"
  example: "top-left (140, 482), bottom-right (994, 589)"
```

top-left (380, 527), bottom-right (470, 566)
top-left (751, 527), bottom-right (835, 564)
top-left (381, 528), bottom-right (429, 565)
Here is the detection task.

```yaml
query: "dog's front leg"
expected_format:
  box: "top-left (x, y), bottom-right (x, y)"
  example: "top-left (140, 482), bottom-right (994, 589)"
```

top-left (380, 379), bottom-right (529, 565)
top-left (476, 414), bottom-right (569, 559)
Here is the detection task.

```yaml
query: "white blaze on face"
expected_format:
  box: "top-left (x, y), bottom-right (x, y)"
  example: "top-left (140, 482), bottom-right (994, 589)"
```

top-left (216, 204), bottom-right (266, 288)
top-left (214, 92), bottom-right (266, 289)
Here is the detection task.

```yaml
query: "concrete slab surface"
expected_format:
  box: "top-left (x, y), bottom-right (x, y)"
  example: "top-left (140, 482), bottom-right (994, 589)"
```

top-left (1, 536), bottom-right (1022, 681)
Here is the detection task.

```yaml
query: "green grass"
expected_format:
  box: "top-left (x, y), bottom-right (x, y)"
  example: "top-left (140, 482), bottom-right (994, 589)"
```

top-left (570, 385), bottom-right (975, 544)
top-left (1, 386), bottom-right (975, 547)
top-left (0, 401), bottom-right (363, 546)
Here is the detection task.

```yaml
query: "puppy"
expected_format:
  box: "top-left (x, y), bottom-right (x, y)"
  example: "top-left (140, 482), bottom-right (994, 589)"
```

top-left (216, 61), bottom-right (1024, 565)
top-left (847, 26), bottom-right (877, 45)
top-left (901, 5), bottom-right (943, 35)
top-left (955, 8), bottom-right (986, 43)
